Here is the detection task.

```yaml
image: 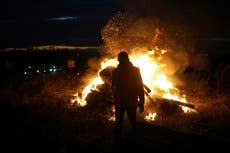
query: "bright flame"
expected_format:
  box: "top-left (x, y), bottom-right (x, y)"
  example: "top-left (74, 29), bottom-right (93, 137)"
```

top-left (144, 112), bottom-right (157, 121)
top-left (163, 94), bottom-right (189, 113)
top-left (130, 53), bottom-right (159, 86)
top-left (71, 49), bottom-right (193, 121)
top-left (153, 74), bottom-right (173, 91)
top-left (101, 58), bottom-right (118, 69)
top-left (71, 77), bottom-right (103, 106)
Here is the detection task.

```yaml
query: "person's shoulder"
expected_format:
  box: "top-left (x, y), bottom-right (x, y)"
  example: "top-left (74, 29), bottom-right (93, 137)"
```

top-left (132, 65), bottom-right (140, 71)
top-left (112, 67), bottom-right (118, 74)
top-left (112, 67), bottom-right (118, 71)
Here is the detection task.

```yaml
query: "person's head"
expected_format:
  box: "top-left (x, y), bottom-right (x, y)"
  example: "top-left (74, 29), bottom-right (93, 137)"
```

top-left (118, 51), bottom-right (129, 63)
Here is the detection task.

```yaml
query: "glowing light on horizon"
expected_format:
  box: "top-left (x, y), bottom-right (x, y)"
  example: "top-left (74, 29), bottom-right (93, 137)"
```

top-left (48, 16), bottom-right (79, 21)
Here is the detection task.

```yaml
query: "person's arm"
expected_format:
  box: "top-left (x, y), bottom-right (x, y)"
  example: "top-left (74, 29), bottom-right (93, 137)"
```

top-left (136, 68), bottom-right (145, 112)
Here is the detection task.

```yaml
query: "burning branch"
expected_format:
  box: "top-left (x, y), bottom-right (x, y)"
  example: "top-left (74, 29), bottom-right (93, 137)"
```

top-left (143, 84), bottom-right (195, 109)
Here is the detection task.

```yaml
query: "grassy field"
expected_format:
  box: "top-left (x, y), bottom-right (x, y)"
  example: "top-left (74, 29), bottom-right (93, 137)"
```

top-left (0, 59), bottom-right (230, 152)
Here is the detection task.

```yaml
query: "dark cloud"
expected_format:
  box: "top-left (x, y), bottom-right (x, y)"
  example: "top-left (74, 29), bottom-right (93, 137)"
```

top-left (116, 0), bottom-right (229, 22)
top-left (0, 0), bottom-right (117, 18)
top-left (0, 0), bottom-right (118, 48)
top-left (115, 0), bottom-right (230, 37)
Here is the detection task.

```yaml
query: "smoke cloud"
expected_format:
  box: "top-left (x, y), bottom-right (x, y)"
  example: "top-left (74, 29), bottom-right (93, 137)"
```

top-left (100, 0), bottom-right (222, 74)
top-left (101, 12), bottom-right (191, 76)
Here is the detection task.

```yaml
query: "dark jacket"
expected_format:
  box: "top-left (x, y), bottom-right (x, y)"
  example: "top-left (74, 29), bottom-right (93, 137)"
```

top-left (112, 61), bottom-right (144, 107)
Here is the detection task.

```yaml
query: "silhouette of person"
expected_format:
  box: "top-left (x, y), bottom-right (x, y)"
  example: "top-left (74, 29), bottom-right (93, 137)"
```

top-left (111, 51), bottom-right (145, 145)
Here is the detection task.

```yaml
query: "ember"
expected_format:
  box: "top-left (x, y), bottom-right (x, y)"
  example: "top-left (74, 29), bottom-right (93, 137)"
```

top-left (70, 47), bottom-right (195, 121)
top-left (70, 12), bottom-right (196, 121)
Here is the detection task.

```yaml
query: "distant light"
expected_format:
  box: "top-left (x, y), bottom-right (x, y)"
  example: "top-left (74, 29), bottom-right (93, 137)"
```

top-left (43, 70), bottom-right (46, 73)
top-left (68, 60), bottom-right (75, 68)
top-left (37, 70), bottom-right (40, 73)
top-left (48, 16), bottom-right (79, 21)
top-left (28, 66), bottom-right (32, 69)
top-left (77, 73), bottom-right (80, 76)
top-left (53, 69), bottom-right (56, 72)
top-left (24, 72), bottom-right (27, 75)
top-left (49, 68), bottom-right (53, 72)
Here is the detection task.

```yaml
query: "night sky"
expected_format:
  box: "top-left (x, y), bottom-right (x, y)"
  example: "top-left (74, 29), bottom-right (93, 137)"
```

top-left (0, 0), bottom-right (229, 48)
top-left (0, 0), bottom-right (119, 48)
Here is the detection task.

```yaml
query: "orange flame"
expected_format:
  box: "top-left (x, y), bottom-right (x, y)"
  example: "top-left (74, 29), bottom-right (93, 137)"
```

top-left (71, 77), bottom-right (104, 106)
top-left (71, 48), bottom-right (193, 121)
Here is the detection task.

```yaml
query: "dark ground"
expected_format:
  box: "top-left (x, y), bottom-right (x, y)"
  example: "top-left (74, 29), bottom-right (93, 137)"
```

top-left (0, 100), bottom-right (230, 153)
top-left (0, 44), bottom-right (230, 152)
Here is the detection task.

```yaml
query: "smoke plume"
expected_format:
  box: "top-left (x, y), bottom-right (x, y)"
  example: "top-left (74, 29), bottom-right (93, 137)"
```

top-left (100, 0), bottom-right (221, 73)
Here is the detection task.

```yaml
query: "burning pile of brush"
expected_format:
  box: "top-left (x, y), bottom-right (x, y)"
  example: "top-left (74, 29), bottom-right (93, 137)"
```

top-left (69, 12), bottom-right (197, 121)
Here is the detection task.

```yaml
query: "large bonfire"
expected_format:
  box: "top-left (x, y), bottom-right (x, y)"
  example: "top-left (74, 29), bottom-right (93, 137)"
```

top-left (70, 12), bottom-right (196, 121)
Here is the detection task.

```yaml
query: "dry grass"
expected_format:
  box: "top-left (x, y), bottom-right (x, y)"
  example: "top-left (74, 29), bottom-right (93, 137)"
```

top-left (1, 64), bottom-right (230, 142)
top-left (150, 64), bottom-right (230, 135)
